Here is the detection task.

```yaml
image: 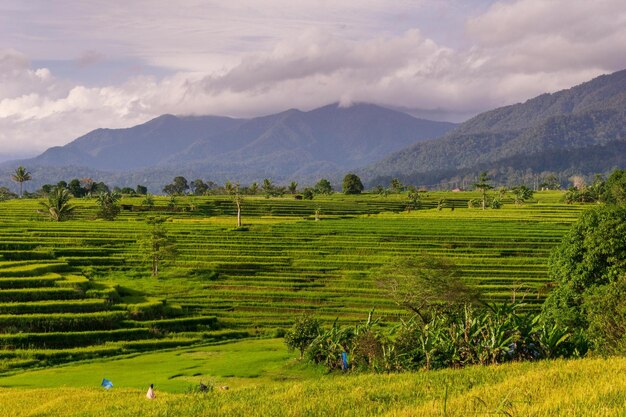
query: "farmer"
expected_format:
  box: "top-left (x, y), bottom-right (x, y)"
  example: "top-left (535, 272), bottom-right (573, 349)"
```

top-left (146, 384), bottom-right (156, 399)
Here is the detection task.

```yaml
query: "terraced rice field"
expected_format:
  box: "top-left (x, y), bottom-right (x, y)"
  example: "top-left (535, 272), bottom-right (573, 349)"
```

top-left (0, 192), bottom-right (582, 371)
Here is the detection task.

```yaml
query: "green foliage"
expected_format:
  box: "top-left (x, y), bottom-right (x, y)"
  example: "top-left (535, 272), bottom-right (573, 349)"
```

top-left (95, 191), bottom-right (121, 220)
top-left (139, 217), bottom-right (177, 277)
top-left (190, 179), bottom-right (209, 196)
top-left (511, 185), bottom-right (534, 206)
top-left (406, 190), bottom-right (421, 211)
top-left (141, 193), bottom-right (155, 208)
top-left (375, 256), bottom-right (479, 323)
top-left (11, 166), bottom-right (31, 198)
top-left (163, 176), bottom-right (189, 196)
top-left (473, 172), bottom-right (493, 210)
top-left (37, 188), bottom-right (76, 221)
top-left (544, 205), bottom-right (626, 328)
top-left (302, 188), bottom-right (314, 200)
top-left (284, 314), bottom-right (321, 359)
top-left (306, 305), bottom-right (583, 373)
top-left (583, 275), bottom-right (626, 355)
top-left (601, 169), bottom-right (626, 205)
top-left (390, 178), bottom-right (404, 193)
top-left (314, 179), bottom-right (333, 195)
top-left (490, 198), bottom-right (502, 209)
top-left (342, 173), bottom-right (364, 195)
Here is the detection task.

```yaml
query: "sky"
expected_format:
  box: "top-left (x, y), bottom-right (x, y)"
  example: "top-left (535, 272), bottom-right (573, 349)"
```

top-left (0, 0), bottom-right (625, 161)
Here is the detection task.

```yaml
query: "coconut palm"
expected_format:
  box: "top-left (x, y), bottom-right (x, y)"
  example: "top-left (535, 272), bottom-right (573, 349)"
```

top-left (11, 166), bottom-right (32, 198)
top-left (38, 188), bottom-right (75, 221)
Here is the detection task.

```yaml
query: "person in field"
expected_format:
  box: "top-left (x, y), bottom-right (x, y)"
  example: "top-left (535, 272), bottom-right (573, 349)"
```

top-left (146, 384), bottom-right (156, 399)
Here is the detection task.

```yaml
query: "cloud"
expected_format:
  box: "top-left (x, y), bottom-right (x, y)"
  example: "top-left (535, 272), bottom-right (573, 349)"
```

top-left (0, 0), bottom-right (625, 156)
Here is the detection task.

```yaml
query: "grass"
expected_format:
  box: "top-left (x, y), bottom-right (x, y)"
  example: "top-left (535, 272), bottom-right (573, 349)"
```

top-left (0, 339), bottom-right (623, 416)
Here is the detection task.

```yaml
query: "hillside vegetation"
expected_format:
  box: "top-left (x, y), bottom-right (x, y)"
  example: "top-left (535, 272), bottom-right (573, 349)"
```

top-left (364, 69), bottom-right (626, 187)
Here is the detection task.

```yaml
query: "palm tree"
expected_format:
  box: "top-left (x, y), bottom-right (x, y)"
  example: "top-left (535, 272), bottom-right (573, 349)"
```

top-left (11, 166), bottom-right (32, 198)
top-left (38, 188), bottom-right (75, 221)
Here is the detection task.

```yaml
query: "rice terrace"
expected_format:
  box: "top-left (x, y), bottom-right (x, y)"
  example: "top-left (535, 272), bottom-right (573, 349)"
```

top-left (1, 1), bottom-right (626, 416)
top-left (0, 184), bottom-right (624, 416)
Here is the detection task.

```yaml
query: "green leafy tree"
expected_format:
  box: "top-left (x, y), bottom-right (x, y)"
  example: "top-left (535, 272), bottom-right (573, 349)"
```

top-left (226, 182), bottom-right (244, 227)
top-left (95, 191), bottom-right (121, 220)
top-left (583, 275), bottom-right (626, 355)
top-left (376, 256), bottom-right (479, 324)
top-left (0, 187), bottom-right (17, 201)
top-left (68, 179), bottom-right (86, 197)
top-left (37, 188), bottom-right (76, 221)
top-left (11, 166), bottom-right (32, 198)
top-left (136, 185), bottom-right (148, 195)
top-left (140, 217), bottom-right (177, 277)
top-left (248, 182), bottom-right (259, 195)
top-left (406, 190), bottom-right (421, 212)
top-left (163, 176), bottom-right (189, 196)
top-left (511, 185), bottom-right (534, 206)
top-left (342, 173), bottom-right (364, 195)
top-left (314, 179), bottom-right (333, 195)
top-left (390, 178), bottom-right (404, 193)
top-left (142, 193), bottom-right (155, 208)
top-left (540, 174), bottom-right (561, 190)
top-left (288, 181), bottom-right (298, 194)
top-left (473, 172), bottom-right (493, 210)
top-left (601, 169), bottom-right (626, 205)
top-left (543, 205), bottom-right (626, 328)
top-left (191, 179), bottom-right (209, 196)
top-left (262, 178), bottom-right (274, 198)
top-left (285, 314), bottom-right (321, 359)
top-left (302, 188), bottom-right (314, 200)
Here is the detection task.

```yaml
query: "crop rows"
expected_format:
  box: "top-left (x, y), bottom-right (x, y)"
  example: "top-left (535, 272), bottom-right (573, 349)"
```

top-left (0, 192), bottom-right (580, 370)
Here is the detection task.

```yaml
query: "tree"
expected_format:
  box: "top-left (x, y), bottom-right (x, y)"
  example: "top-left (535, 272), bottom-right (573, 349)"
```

top-left (406, 190), bottom-right (421, 212)
top-left (191, 179), bottom-right (209, 196)
top-left (473, 172), bottom-right (493, 210)
top-left (284, 314), bottom-right (321, 359)
top-left (142, 193), bottom-right (155, 208)
top-left (540, 174), bottom-right (561, 190)
top-left (163, 176), bottom-right (189, 196)
top-left (0, 187), bottom-right (17, 201)
top-left (314, 179), bottom-right (333, 195)
top-left (68, 179), bottom-right (86, 197)
top-left (302, 188), bottom-right (315, 200)
top-left (136, 185), bottom-right (148, 195)
top-left (288, 181), bottom-right (298, 195)
top-left (601, 169), bottom-right (626, 205)
top-left (95, 191), bottom-right (121, 220)
top-left (342, 173), bottom-right (364, 195)
top-left (262, 178), bottom-right (274, 198)
top-left (390, 178), bottom-right (404, 193)
top-left (140, 217), bottom-right (177, 277)
top-left (543, 205), bottom-right (626, 328)
top-left (248, 182), bottom-right (259, 195)
top-left (376, 256), bottom-right (479, 324)
top-left (511, 185), bottom-right (534, 206)
top-left (226, 182), bottom-right (244, 227)
top-left (11, 166), bottom-right (32, 198)
top-left (37, 188), bottom-right (76, 221)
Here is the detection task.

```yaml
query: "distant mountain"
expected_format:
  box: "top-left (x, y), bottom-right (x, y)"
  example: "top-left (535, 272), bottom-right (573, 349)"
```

top-left (0, 103), bottom-right (456, 192)
top-left (363, 69), bottom-right (626, 187)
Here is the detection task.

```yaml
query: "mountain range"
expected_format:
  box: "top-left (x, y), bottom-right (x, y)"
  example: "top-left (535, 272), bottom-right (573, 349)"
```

top-left (1, 69), bottom-right (624, 193)
top-left (362, 69), bottom-right (626, 187)
top-left (0, 104), bottom-right (455, 191)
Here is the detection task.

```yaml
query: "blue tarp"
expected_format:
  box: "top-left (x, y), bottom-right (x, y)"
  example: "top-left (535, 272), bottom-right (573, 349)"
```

top-left (101, 378), bottom-right (113, 389)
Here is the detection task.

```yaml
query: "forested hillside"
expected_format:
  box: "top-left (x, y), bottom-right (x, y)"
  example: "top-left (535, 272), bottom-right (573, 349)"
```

top-left (363, 69), bottom-right (626, 187)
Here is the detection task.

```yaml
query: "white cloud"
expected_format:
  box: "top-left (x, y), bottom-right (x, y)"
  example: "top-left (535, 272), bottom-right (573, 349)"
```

top-left (0, 0), bottom-right (625, 155)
